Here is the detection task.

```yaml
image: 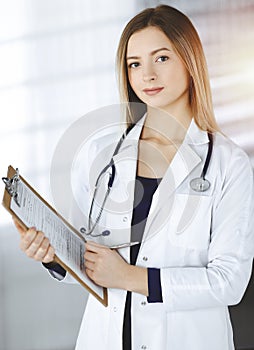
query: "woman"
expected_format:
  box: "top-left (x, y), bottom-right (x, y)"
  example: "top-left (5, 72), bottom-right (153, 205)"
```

top-left (14, 5), bottom-right (254, 350)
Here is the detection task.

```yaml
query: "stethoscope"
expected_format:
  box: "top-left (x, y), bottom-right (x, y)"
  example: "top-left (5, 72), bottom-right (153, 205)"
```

top-left (80, 125), bottom-right (213, 238)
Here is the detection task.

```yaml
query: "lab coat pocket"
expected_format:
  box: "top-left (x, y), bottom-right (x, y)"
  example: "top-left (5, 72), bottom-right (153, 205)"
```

top-left (168, 193), bottom-right (214, 249)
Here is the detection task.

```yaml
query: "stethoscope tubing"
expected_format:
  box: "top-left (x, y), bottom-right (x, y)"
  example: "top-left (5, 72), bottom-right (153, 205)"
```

top-left (201, 133), bottom-right (213, 180)
top-left (81, 125), bottom-right (213, 237)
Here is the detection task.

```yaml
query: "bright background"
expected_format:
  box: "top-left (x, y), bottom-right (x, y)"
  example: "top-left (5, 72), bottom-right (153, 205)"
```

top-left (0, 1), bottom-right (253, 349)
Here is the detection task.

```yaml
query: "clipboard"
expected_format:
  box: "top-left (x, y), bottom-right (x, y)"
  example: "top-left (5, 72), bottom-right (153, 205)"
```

top-left (2, 165), bottom-right (108, 307)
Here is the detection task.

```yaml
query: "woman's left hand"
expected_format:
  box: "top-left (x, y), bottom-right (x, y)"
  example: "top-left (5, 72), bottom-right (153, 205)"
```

top-left (84, 241), bottom-right (129, 289)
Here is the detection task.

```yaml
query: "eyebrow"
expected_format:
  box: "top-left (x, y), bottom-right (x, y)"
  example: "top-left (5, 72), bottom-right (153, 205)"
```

top-left (126, 47), bottom-right (171, 60)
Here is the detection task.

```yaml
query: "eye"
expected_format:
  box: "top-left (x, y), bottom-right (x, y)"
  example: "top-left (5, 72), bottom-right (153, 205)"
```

top-left (128, 62), bottom-right (140, 69)
top-left (157, 56), bottom-right (169, 63)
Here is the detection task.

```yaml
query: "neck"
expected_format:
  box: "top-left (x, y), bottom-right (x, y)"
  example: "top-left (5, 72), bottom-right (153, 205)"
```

top-left (141, 106), bottom-right (192, 145)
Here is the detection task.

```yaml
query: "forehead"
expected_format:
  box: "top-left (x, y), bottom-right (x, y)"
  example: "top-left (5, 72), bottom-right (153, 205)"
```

top-left (127, 26), bottom-right (173, 54)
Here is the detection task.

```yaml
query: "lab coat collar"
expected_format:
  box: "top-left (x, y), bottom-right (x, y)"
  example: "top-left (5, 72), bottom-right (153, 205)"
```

top-left (183, 118), bottom-right (209, 146)
top-left (111, 115), bottom-right (209, 178)
top-left (112, 115), bottom-right (209, 159)
top-left (121, 114), bottom-right (209, 146)
top-left (115, 114), bottom-right (146, 152)
top-left (111, 115), bottom-right (145, 174)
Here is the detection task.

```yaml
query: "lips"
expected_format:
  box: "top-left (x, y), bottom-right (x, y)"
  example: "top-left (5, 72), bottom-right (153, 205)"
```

top-left (143, 87), bottom-right (164, 96)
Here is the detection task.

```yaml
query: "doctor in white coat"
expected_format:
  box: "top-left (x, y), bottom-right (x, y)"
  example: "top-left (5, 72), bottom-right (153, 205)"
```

top-left (15, 5), bottom-right (254, 350)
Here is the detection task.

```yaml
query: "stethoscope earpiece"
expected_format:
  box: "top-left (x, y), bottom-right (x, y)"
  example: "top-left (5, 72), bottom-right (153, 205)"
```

top-left (80, 227), bottom-right (111, 237)
top-left (102, 230), bottom-right (110, 236)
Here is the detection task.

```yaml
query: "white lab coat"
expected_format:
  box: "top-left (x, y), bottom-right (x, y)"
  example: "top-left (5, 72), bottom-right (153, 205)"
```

top-left (67, 116), bottom-right (254, 350)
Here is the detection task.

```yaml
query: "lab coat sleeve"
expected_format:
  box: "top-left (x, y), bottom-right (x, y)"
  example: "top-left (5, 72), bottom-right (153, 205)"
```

top-left (161, 147), bottom-right (254, 312)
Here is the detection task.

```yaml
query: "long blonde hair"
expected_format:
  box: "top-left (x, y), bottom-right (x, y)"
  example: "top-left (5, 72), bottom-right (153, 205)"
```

top-left (116, 5), bottom-right (220, 132)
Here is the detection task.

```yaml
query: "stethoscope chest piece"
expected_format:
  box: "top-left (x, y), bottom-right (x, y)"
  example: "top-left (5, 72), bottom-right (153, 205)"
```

top-left (190, 177), bottom-right (210, 192)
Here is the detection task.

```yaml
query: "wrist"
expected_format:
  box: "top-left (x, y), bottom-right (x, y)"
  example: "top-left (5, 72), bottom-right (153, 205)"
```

top-left (123, 265), bottom-right (148, 296)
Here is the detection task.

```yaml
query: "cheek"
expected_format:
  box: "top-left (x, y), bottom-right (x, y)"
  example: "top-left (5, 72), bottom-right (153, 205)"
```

top-left (163, 59), bottom-right (189, 85)
top-left (128, 70), bottom-right (140, 93)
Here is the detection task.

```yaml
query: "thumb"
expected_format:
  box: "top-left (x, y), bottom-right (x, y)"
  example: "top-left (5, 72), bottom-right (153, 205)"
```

top-left (12, 217), bottom-right (27, 237)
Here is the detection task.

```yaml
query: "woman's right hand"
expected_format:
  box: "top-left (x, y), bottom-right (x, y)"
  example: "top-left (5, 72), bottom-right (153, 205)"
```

top-left (13, 218), bottom-right (55, 263)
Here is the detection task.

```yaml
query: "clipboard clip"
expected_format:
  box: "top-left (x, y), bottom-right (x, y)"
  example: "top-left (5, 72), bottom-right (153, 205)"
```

top-left (2, 168), bottom-right (21, 207)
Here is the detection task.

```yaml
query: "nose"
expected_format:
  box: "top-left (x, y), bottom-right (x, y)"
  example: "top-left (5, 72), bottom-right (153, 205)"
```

top-left (142, 62), bottom-right (157, 82)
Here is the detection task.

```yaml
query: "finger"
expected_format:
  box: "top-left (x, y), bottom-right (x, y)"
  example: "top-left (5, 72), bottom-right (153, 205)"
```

top-left (23, 231), bottom-right (45, 258)
top-left (33, 237), bottom-right (51, 261)
top-left (86, 240), bottom-right (110, 248)
top-left (86, 268), bottom-right (94, 280)
top-left (84, 250), bottom-right (98, 262)
top-left (42, 246), bottom-right (55, 263)
top-left (84, 260), bottom-right (95, 271)
top-left (20, 227), bottom-right (38, 251)
top-left (40, 245), bottom-right (55, 264)
top-left (85, 242), bottom-right (109, 253)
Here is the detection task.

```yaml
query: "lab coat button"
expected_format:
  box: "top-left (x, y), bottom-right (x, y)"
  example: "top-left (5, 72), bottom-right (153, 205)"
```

top-left (143, 256), bottom-right (148, 262)
top-left (113, 307), bottom-right (117, 312)
top-left (123, 216), bottom-right (128, 222)
top-left (141, 346), bottom-right (147, 349)
top-left (141, 301), bottom-right (147, 306)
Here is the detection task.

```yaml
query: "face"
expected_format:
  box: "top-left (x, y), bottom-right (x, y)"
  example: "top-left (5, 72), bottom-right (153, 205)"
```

top-left (126, 26), bottom-right (191, 116)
